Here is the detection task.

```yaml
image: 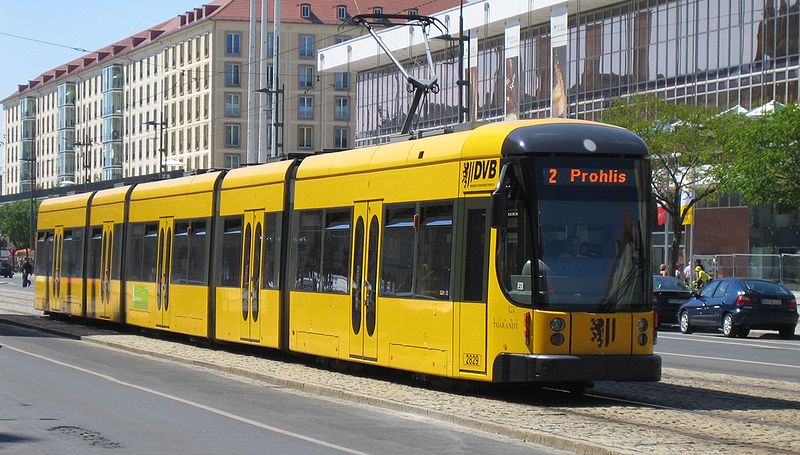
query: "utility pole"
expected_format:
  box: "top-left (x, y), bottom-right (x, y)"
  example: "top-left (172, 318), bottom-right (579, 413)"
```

top-left (270, 0), bottom-right (281, 158)
top-left (258, 0), bottom-right (269, 163)
top-left (144, 112), bottom-right (167, 176)
top-left (73, 134), bottom-right (93, 191)
top-left (246, 0), bottom-right (258, 165)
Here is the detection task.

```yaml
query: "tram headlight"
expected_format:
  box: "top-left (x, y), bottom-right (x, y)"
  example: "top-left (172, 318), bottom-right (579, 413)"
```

top-left (637, 333), bottom-right (648, 346)
top-left (549, 318), bottom-right (566, 332)
top-left (637, 318), bottom-right (648, 332)
top-left (550, 333), bottom-right (565, 346)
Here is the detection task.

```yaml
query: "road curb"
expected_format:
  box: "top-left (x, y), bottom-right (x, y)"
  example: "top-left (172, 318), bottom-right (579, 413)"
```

top-left (0, 313), bottom-right (633, 455)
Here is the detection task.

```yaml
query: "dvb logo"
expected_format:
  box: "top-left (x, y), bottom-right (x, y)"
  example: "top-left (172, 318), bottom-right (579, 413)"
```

top-left (462, 159), bottom-right (498, 189)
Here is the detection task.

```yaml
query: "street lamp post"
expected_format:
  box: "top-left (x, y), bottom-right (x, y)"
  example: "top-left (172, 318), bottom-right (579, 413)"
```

top-left (144, 113), bottom-right (167, 176)
top-left (254, 87), bottom-right (284, 159)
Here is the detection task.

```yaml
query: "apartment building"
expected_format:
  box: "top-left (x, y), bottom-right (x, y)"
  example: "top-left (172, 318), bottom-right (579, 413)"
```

top-left (1, 0), bottom-right (459, 195)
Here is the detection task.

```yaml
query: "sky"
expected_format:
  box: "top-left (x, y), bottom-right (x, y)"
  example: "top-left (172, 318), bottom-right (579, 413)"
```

top-left (0, 0), bottom-right (207, 166)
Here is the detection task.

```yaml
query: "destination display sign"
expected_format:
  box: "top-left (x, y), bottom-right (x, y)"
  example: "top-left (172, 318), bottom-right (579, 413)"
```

top-left (543, 167), bottom-right (633, 186)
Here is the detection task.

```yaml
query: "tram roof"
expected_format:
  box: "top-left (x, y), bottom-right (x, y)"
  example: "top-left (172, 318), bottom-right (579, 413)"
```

top-left (39, 192), bottom-right (94, 214)
top-left (130, 171), bottom-right (222, 202)
top-left (91, 185), bottom-right (132, 207)
top-left (221, 160), bottom-right (294, 190)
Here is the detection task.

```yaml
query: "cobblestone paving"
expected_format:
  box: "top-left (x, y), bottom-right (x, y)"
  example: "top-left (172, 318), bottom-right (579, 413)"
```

top-left (0, 286), bottom-right (797, 455)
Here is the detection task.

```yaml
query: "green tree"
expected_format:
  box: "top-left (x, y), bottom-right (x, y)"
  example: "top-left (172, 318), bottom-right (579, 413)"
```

top-left (717, 103), bottom-right (800, 206)
top-left (602, 95), bottom-right (744, 275)
top-left (0, 200), bottom-right (38, 250)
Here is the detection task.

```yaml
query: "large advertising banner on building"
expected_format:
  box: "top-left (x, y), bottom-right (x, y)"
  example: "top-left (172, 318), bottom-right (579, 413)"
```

top-left (550, 5), bottom-right (568, 118)
top-left (505, 19), bottom-right (520, 121)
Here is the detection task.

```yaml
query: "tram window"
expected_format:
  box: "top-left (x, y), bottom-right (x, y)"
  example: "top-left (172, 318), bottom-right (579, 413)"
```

top-left (126, 223), bottom-right (145, 281)
top-left (463, 208), bottom-right (487, 302)
top-left (62, 229), bottom-right (85, 279)
top-left (112, 224), bottom-right (123, 280)
top-left (171, 222), bottom-right (190, 284)
top-left (142, 224), bottom-right (159, 282)
top-left (187, 220), bottom-right (208, 284)
top-left (220, 216), bottom-right (243, 287)
top-left (322, 210), bottom-right (351, 293)
top-left (381, 206), bottom-right (414, 297)
top-left (415, 205), bottom-right (453, 300)
top-left (35, 231), bottom-right (52, 276)
top-left (263, 213), bottom-right (280, 289)
top-left (294, 210), bottom-right (323, 291)
top-left (88, 227), bottom-right (102, 279)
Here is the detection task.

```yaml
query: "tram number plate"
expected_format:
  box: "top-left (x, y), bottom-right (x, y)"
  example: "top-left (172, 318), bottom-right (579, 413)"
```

top-left (463, 353), bottom-right (482, 367)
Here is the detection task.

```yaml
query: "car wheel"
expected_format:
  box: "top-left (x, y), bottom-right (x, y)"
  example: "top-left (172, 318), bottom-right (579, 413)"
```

top-left (778, 326), bottom-right (795, 340)
top-left (737, 327), bottom-right (750, 338)
top-left (722, 313), bottom-right (737, 338)
top-left (679, 311), bottom-right (693, 334)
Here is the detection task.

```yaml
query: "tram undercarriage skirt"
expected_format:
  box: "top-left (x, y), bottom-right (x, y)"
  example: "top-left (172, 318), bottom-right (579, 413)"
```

top-left (492, 354), bottom-right (661, 382)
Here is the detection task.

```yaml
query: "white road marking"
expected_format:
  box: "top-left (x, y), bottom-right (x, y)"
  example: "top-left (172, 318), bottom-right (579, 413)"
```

top-left (658, 334), bottom-right (800, 351)
top-left (3, 343), bottom-right (370, 455)
top-left (658, 351), bottom-right (800, 369)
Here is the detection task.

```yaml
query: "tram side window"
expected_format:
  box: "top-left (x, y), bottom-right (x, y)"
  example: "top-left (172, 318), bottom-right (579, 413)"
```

top-left (294, 210), bottom-right (323, 291)
top-left (187, 220), bottom-right (208, 284)
top-left (35, 231), bottom-right (53, 276)
top-left (415, 205), bottom-right (453, 299)
top-left (463, 208), bottom-right (487, 302)
top-left (263, 213), bottom-right (280, 289)
top-left (87, 227), bottom-right (102, 279)
top-left (322, 210), bottom-right (351, 293)
top-left (126, 224), bottom-right (144, 281)
top-left (112, 224), bottom-right (123, 280)
top-left (127, 223), bottom-right (158, 282)
top-left (171, 222), bottom-right (191, 284)
top-left (220, 216), bottom-right (243, 287)
top-left (381, 206), bottom-right (414, 297)
top-left (61, 229), bottom-right (84, 278)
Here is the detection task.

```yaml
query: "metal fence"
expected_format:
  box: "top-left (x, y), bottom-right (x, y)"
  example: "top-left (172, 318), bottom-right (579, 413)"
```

top-left (693, 254), bottom-right (800, 290)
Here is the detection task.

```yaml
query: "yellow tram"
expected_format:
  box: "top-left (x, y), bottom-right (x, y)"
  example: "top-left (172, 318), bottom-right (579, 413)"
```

top-left (35, 119), bottom-right (660, 384)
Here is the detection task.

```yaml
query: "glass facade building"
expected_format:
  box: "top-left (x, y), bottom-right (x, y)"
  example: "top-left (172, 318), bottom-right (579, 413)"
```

top-left (101, 65), bottom-right (124, 180)
top-left (355, 0), bottom-right (800, 145)
top-left (20, 97), bottom-right (37, 192)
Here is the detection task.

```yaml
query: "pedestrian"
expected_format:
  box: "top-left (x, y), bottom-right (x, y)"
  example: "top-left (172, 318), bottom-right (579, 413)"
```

top-left (659, 264), bottom-right (668, 276)
top-left (682, 262), bottom-right (692, 285)
top-left (22, 258), bottom-right (33, 288)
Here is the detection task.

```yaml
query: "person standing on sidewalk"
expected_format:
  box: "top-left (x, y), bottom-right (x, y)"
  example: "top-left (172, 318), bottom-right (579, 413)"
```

top-left (22, 258), bottom-right (33, 288)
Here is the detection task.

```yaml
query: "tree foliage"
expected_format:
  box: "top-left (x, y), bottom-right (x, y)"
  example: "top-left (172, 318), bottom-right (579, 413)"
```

top-left (601, 95), bottom-right (744, 274)
top-left (0, 200), bottom-right (38, 250)
top-left (717, 103), bottom-right (800, 206)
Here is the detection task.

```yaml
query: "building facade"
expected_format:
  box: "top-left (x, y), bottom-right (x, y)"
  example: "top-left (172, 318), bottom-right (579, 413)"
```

top-left (1, 0), bottom-right (459, 195)
top-left (319, 0), bottom-right (800, 260)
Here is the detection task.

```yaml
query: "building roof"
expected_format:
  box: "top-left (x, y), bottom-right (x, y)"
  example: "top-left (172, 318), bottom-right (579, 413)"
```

top-left (3, 0), bottom-right (459, 103)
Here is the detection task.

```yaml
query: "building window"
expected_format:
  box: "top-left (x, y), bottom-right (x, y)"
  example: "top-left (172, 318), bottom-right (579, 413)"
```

top-left (299, 35), bottom-right (315, 58)
top-left (298, 126), bottom-right (313, 149)
top-left (408, 8), bottom-right (418, 16)
top-left (225, 32), bottom-right (241, 56)
top-left (300, 3), bottom-right (310, 18)
top-left (334, 72), bottom-right (350, 90)
top-left (337, 6), bottom-right (347, 20)
top-left (225, 123), bottom-right (240, 147)
top-left (225, 63), bottom-right (240, 86)
top-left (225, 93), bottom-right (241, 117)
top-left (298, 65), bottom-right (314, 89)
top-left (224, 153), bottom-right (241, 169)
top-left (298, 96), bottom-right (313, 119)
top-left (334, 97), bottom-right (349, 120)
top-left (373, 7), bottom-right (383, 15)
top-left (335, 127), bottom-right (348, 149)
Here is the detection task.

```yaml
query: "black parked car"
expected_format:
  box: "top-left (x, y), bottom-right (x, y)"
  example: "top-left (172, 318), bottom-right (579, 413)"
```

top-left (678, 278), bottom-right (798, 339)
top-left (653, 275), bottom-right (692, 326)
top-left (0, 258), bottom-right (13, 278)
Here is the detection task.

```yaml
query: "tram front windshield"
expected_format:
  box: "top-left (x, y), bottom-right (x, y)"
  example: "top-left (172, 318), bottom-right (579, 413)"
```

top-left (499, 157), bottom-right (649, 312)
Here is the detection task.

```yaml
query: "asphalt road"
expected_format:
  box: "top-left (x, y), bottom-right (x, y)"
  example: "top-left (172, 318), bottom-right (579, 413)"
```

top-left (655, 326), bottom-right (800, 382)
top-left (0, 322), bottom-right (560, 455)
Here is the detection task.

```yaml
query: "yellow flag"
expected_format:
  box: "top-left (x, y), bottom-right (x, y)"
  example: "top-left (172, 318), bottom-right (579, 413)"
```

top-left (681, 205), bottom-right (694, 225)
top-left (681, 188), bottom-right (695, 225)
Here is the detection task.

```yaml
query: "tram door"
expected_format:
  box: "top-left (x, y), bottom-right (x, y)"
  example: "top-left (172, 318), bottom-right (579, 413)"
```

top-left (349, 201), bottom-right (382, 361)
top-left (50, 226), bottom-right (65, 313)
top-left (98, 221), bottom-right (115, 319)
top-left (156, 217), bottom-right (174, 328)
top-left (240, 210), bottom-right (264, 342)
